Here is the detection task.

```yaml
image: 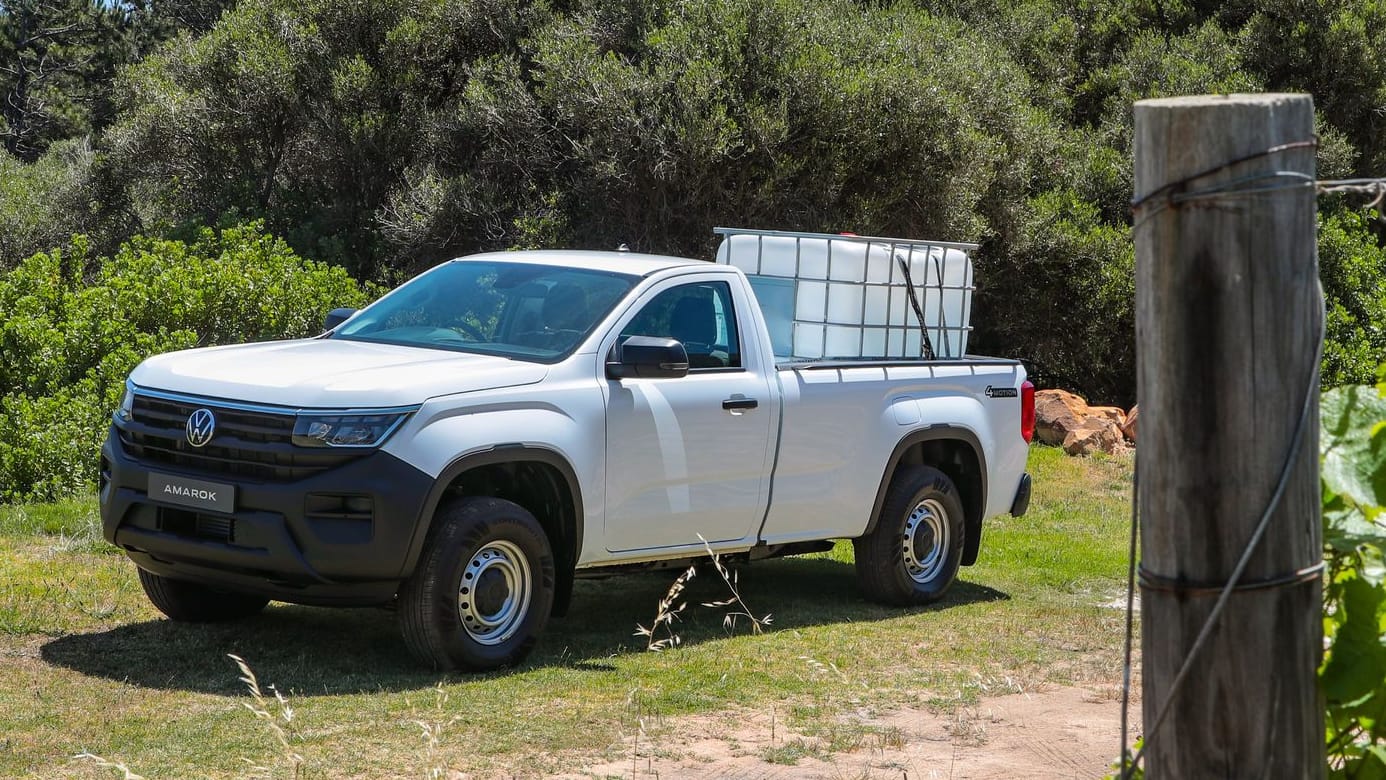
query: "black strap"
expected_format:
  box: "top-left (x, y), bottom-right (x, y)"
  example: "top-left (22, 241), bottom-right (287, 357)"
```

top-left (897, 256), bottom-right (935, 360)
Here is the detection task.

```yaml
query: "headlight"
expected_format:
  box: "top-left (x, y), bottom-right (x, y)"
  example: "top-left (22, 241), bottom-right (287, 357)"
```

top-left (116, 383), bottom-right (135, 423)
top-left (291, 412), bottom-right (411, 448)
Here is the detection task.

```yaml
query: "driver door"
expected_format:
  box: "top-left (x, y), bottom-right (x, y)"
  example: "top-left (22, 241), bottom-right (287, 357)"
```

top-left (601, 276), bottom-right (776, 552)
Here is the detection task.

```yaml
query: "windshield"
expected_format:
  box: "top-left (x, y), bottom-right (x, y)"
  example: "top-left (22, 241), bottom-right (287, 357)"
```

top-left (332, 260), bottom-right (639, 361)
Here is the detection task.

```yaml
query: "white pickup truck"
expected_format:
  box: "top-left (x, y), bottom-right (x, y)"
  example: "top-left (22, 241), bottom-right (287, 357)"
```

top-left (100, 229), bottom-right (1034, 671)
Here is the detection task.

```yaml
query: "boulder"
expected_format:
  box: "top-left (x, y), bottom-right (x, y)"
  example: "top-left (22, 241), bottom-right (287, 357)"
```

top-left (1121, 405), bottom-right (1139, 442)
top-left (1089, 406), bottom-right (1127, 428)
top-left (1063, 419), bottom-right (1131, 457)
top-left (1036, 388), bottom-right (1136, 455)
top-left (1034, 389), bottom-right (1090, 447)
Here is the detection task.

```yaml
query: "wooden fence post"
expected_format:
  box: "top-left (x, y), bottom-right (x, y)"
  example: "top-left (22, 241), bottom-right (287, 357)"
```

top-left (1132, 94), bottom-right (1324, 777)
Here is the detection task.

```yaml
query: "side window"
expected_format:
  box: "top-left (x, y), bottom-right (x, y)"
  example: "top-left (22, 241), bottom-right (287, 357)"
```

top-left (621, 281), bottom-right (742, 370)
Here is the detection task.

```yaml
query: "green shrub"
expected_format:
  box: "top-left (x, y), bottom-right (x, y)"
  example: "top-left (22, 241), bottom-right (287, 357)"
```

top-left (0, 223), bottom-right (370, 502)
top-left (972, 187), bottom-right (1135, 406)
top-left (1318, 208), bottom-right (1386, 388)
top-left (0, 141), bottom-right (105, 272)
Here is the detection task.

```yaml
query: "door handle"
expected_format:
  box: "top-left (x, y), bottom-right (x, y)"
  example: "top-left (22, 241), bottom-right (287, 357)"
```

top-left (722, 397), bottom-right (759, 411)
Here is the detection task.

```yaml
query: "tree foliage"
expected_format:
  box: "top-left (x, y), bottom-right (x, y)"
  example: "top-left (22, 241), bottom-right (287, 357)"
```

top-left (1241, 1), bottom-right (1386, 174)
top-left (1, 1), bottom-right (136, 160)
top-left (0, 138), bottom-right (100, 263)
top-left (975, 187), bottom-right (1135, 404)
top-left (98, 0), bottom-right (1060, 280)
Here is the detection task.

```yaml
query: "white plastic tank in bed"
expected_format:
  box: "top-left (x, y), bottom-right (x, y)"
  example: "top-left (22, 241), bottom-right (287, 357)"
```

top-left (713, 232), bottom-right (974, 360)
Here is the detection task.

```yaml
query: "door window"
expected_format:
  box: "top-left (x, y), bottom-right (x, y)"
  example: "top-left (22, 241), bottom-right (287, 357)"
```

top-left (621, 282), bottom-right (742, 370)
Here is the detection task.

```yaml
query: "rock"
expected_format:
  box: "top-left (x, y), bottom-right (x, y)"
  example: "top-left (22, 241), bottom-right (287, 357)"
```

top-left (1034, 389), bottom-right (1090, 447)
top-left (1062, 419), bottom-right (1131, 456)
top-left (1121, 405), bottom-right (1139, 442)
top-left (1036, 388), bottom-right (1136, 454)
top-left (1089, 406), bottom-right (1127, 428)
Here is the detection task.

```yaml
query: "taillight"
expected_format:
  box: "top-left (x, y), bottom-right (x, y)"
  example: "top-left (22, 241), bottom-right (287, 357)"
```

top-left (1020, 380), bottom-right (1036, 443)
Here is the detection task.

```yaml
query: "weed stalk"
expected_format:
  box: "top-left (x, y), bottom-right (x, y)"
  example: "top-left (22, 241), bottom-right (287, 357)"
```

top-left (228, 653), bottom-right (304, 779)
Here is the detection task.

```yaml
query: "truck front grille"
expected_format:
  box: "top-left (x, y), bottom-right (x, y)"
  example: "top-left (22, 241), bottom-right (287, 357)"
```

top-left (118, 395), bottom-right (364, 482)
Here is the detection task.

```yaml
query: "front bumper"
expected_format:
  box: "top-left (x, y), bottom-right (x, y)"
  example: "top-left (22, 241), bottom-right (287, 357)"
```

top-left (100, 425), bottom-right (434, 606)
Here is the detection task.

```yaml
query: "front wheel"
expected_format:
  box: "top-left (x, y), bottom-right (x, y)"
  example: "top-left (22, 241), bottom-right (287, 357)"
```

top-left (854, 465), bottom-right (966, 606)
top-left (137, 568), bottom-right (269, 622)
top-left (399, 496), bottom-right (555, 671)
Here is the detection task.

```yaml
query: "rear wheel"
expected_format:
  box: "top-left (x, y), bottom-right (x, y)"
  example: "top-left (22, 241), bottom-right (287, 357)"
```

top-left (137, 568), bottom-right (269, 622)
top-left (399, 496), bottom-right (555, 671)
top-left (854, 465), bottom-right (966, 605)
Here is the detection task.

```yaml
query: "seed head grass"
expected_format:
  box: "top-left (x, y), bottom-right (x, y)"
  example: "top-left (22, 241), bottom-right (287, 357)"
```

top-left (228, 653), bottom-right (303, 778)
top-left (634, 564), bottom-right (696, 651)
top-left (635, 534), bottom-right (773, 652)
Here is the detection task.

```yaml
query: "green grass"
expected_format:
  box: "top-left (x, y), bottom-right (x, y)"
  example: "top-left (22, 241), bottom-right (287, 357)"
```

top-left (0, 444), bottom-right (1133, 778)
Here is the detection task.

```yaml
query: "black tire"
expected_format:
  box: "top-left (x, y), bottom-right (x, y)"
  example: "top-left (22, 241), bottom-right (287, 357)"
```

top-left (137, 568), bottom-right (269, 622)
top-left (399, 496), bottom-right (555, 671)
top-left (854, 465), bottom-right (966, 606)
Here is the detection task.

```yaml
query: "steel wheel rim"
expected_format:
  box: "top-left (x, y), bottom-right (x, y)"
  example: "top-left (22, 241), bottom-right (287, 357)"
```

top-left (458, 540), bottom-right (532, 646)
top-left (902, 498), bottom-right (949, 584)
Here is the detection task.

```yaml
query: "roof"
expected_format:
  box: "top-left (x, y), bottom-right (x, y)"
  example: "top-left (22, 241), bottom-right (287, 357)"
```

top-left (452, 250), bottom-right (710, 276)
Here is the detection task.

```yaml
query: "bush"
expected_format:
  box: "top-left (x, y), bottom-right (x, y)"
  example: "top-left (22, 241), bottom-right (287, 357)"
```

top-left (0, 223), bottom-right (370, 502)
top-left (1317, 208), bottom-right (1386, 388)
top-left (972, 187), bottom-right (1135, 406)
top-left (0, 141), bottom-right (107, 271)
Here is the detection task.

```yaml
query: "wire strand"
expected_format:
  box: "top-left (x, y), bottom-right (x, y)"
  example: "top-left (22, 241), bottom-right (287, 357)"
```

top-left (1129, 139), bottom-right (1318, 211)
top-left (1318, 178), bottom-right (1386, 210)
top-left (1119, 456), bottom-right (1140, 776)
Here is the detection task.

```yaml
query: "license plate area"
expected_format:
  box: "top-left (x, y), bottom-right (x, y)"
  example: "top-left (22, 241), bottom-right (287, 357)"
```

top-left (148, 472), bottom-right (235, 514)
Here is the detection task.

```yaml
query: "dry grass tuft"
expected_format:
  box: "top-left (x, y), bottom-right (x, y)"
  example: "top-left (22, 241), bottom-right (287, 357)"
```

top-left (411, 683), bottom-right (461, 779)
top-left (228, 653), bottom-right (304, 779)
top-left (634, 535), bottom-right (773, 652)
top-left (634, 564), bottom-right (697, 651)
top-left (696, 535), bottom-right (773, 635)
top-left (760, 737), bottom-right (825, 765)
top-left (943, 704), bottom-right (1002, 746)
top-left (73, 752), bottom-right (147, 779)
top-left (620, 687), bottom-right (669, 778)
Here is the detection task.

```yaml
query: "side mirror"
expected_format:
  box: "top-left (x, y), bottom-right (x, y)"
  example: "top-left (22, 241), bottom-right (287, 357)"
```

top-left (606, 336), bottom-right (689, 379)
top-left (324, 307), bottom-right (358, 331)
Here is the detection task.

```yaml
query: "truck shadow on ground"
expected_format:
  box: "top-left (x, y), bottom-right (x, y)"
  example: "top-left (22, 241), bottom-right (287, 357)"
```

top-left (40, 556), bottom-right (1008, 696)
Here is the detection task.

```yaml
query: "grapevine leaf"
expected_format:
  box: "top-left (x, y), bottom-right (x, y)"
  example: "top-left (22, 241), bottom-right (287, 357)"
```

top-left (1350, 746), bottom-right (1386, 780)
top-left (1321, 572), bottom-right (1386, 705)
top-left (1322, 386), bottom-right (1386, 509)
top-left (1324, 501), bottom-right (1383, 553)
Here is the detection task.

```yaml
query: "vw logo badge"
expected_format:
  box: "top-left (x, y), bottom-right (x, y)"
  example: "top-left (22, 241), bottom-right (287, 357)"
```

top-left (186, 408), bottom-right (216, 448)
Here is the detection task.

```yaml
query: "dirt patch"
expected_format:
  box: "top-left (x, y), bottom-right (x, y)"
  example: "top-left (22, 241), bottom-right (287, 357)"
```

top-left (556, 685), bottom-right (1139, 779)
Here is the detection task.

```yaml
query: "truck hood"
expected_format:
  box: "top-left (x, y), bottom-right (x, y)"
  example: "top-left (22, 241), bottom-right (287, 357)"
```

top-left (130, 338), bottom-right (549, 409)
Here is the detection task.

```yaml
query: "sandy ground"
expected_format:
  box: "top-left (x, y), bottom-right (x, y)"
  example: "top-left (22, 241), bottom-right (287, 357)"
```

top-left (550, 684), bottom-right (1140, 780)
